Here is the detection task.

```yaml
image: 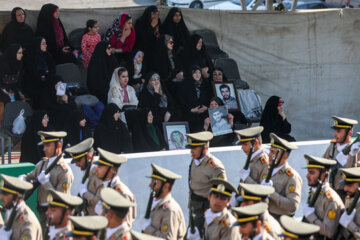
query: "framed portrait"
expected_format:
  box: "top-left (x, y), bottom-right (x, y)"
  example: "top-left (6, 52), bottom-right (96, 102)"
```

top-left (162, 122), bottom-right (190, 150)
top-left (208, 106), bottom-right (233, 136)
top-left (212, 81), bottom-right (241, 112)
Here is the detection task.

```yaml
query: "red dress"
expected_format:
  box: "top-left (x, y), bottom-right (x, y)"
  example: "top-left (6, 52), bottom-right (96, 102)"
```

top-left (81, 33), bottom-right (101, 69)
top-left (109, 27), bottom-right (136, 53)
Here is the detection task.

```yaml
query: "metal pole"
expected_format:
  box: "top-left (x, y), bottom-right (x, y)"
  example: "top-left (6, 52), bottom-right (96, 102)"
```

top-left (266, 0), bottom-right (273, 10)
top-left (240, 0), bottom-right (248, 11)
top-left (252, 0), bottom-right (263, 10)
top-left (291, 0), bottom-right (298, 11)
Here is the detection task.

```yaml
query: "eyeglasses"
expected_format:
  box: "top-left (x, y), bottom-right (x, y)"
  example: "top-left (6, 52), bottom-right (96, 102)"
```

top-left (107, 46), bottom-right (111, 50)
top-left (169, 41), bottom-right (174, 45)
top-left (213, 72), bottom-right (222, 76)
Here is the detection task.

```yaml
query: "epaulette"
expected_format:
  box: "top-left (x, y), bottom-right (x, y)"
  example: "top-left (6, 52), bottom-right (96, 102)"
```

top-left (209, 159), bottom-right (215, 167)
top-left (163, 203), bottom-right (167, 209)
top-left (115, 186), bottom-right (122, 193)
top-left (325, 190), bottom-right (332, 199)
top-left (285, 168), bottom-right (293, 176)
top-left (260, 157), bottom-right (266, 164)
top-left (264, 220), bottom-right (271, 232)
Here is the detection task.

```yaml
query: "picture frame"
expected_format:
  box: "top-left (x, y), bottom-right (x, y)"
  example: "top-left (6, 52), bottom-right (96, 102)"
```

top-left (212, 81), bottom-right (241, 112)
top-left (162, 121), bottom-right (190, 150)
top-left (209, 106), bottom-right (233, 136)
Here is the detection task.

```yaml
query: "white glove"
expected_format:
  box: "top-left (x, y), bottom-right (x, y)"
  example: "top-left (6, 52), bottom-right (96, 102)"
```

top-left (261, 179), bottom-right (273, 187)
top-left (303, 204), bottom-right (315, 217)
top-left (139, 217), bottom-right (152, 231)
top-left (230, 193), bottom-right (238, 207)
top-left (186, 227), bottom-right (200, 240)
top-left (37, 171), bottom-right (50, 185)
top-left (336, 151), bottom-right (348, 166)
top-left (340, 210), bottom-right (356, 228)
top-left (0, 226), bottom-right (13, 240)
top-left (78, 179), bottom-right (89, 197)
top-left (94, 200), bottom-right (103, 215)
top-left (18, 175), bottom-right (26, 181)
top-left (350, 142), bottom-right (360, 156)
top-left (239, 168), bottom-right (250, 182)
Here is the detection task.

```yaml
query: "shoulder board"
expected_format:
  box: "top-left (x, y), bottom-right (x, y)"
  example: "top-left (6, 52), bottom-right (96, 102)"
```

top-left (115, 186), bottom-right (123, 193)
top-left (209, 160), bottom-right (215, 167)
top-left (264, 220), bottom-right (271, 232)
top-left (325, 190), bottom-right (332, 199)
top-left (260, 157), bottom-right (266, 164)
top-left (285, 168), bottom-right (293, 176)
top-left (60, 163), bottom-right (68, 170)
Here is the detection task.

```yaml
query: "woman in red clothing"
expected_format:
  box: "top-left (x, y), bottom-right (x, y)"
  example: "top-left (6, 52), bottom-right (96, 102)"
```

top-left (104, 12), bottom-right (135, 66)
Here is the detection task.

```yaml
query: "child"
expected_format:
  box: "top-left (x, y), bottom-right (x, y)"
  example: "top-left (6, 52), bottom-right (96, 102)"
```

top-left (130, 50), bottom-right (145, 96)
top-left (81, 19), bottom-right (101, 69)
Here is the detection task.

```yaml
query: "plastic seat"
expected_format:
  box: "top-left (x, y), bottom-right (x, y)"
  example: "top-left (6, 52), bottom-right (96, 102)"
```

top-left (214, 58), bottom-right (249, 89)
top-left (69, 28), bottom-right (84, 50)
top-left (56, 63), bottom-right (82, 87)
top-left (0, 101), bottom-right (33, 163)
top-left (237, 89), bottom-right (263, 123)
top-left (193, 29), bottom-right (229, 60)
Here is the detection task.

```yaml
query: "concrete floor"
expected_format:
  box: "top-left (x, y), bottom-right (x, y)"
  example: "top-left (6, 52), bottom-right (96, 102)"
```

top-left (0, 0), bottom-right (157, 10)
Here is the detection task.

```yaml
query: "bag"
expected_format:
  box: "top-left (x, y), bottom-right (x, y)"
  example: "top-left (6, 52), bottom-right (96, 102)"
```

top-left (12, 109), bottom-right (26, 134)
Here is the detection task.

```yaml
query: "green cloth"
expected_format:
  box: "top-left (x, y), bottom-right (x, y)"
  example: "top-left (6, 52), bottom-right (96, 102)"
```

top-left (146, 123), bottom-right (160, 147)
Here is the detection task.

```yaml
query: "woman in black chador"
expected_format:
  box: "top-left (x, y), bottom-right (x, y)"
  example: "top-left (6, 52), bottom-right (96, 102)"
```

top-left (36, 3), bottom-right (76, 64)
top-left (260, 95), bottom-right (295, 143)
top-left (87, 41), bottom-right (119, 104)
top-left (94, 103), bottom-right (133, 154)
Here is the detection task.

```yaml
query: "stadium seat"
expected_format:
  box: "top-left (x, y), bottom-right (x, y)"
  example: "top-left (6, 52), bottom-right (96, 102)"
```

top-left (56, 63), bottom-right (82, 87)
top-left (214, 58), bottom-right (249, 89)
top-left (69, 28), bottom-right (84, 50)
top-left (237, 89), bottom-right (263, 123)
top-left (193, 29), bottom-right (229, 60)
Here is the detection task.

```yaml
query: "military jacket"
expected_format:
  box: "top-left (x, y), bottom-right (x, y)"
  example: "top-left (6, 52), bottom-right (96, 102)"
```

top-left (105, 222), bottom-right (131, 240)
top-left (263, 210), bottom-right (282, 240)
top-left (83, 169), bottom-right (136, 227)
top-left (203, 208), bottom-right (241, 240)
top-left (25, 157), bottom-right (73, 205)
top-left (305, 183), bottom-right (345, 239)
top-left (189, 154), bottom-right (227, 198)
top-left (345, 197), bottom-right (360, 234)
top-left (144, 193), bottom-right (186, 240)
top-left (254, 231), bottom-right (275, 240)
top-left (267, 162), bottom-right (302, 216)
top-left (323, 141), bottom-right (359, 190)
top-left (6, 202), bottom-right (43, 240)
top-left (49, 224), bottom-right (71, 240)
top-left (244, 149), bottom-right (269, 184)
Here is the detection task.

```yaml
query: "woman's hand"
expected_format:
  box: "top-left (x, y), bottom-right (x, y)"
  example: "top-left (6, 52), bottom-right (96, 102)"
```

top-left (191, 106), bottom-right (200, 113)
top-left (61, 94), bottom-right (68, 104)
top-left (18, 91), bottom-right (25, 100)
top-left (204, 117), bottom-right (211, 131)
top-left (198, 105), bottom-right (208, 113)
top-left (164, 111), bottom-right (171, 122)
top-left (176, 72), bottom-right (184, 82)
top-left (62, 46), bottom-right (70, 53)
top-left (121, 27), bottom-right (131, 42)
top-left (201, 67), bottom-right (210, 79)
top-left (228, 113), bottom-right (234, 127)
top-left (278, 106), bottom-right (286, 120)
top-left (111, 48), bottom-right (122, 54)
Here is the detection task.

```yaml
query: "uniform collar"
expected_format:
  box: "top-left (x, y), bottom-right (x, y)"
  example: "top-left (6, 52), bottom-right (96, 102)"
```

top-left (49, 225), bottom-right (69, 240)
top-left (103, 175), bottom-right (120, 188)
top-left (272, 163), bottom-right (287, 176)
top-left (152, 193), bottom-right (172, 211)
top-left (253, 233), bottom-right (263, 240)
top-left (194, 154), bottom-right (209, 166)
top-left (251, 148), bottom-right (265, 161)
top-left (337, 142), bottom-right (348, 152)
top-left (204, 208), bottom-right (225, 225)
top-left (106, 222), bottom-right (127, 239)
top-left (6, 200), bottom-right (24, 221)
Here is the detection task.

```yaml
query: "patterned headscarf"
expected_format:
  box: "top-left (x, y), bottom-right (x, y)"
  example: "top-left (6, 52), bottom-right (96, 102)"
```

top-left (104, 12), bottom-right (131, 42)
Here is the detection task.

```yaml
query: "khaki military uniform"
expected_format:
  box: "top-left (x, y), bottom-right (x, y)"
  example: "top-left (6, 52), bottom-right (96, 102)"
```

top-left (323, 141), bottom-right (358, 191)
top-left (49, 224), bottom-right (71, 240)
top-left (255, 231), bottom-right (275, 240)
top-left (189, 154), bottom-right (226, 233)
top-left (203, 208), bottom-right (240, 240)
top-left (244, 149), bottom-right (269, 184)
top-left (144, 193), bottom-right (186, 240)
top-left (84, 170), bottom-right (136, 226)
top-left (105, 222), bottom-right (131, 240)
top-left (305, 183), bottom-right (345, 239)
top-left (0, 214), bottom-right (3, 227)
top-left (267, 163), bottom-right (302, 218)
top-left (6, 202), bottom-right (43, 240)
top-left (344, 198), bottom-right (360, 235)
top-left (263, 210), bottom-right (282, 240)
top-left (25, 157), bottom-right (73, 236)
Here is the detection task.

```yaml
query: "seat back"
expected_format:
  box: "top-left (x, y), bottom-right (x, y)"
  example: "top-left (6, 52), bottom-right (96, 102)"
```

top-left (56, 63), bottom-right (82, 87)
top-left (2, 101), bottom-right (33, 135)
top-left (69, 28), bottom-right (84, 50)
top-left (75, 94), bottom-right (99, 109)
top-left (193, 29), bottom-right (220, 49)
top-left (237, 89), bottom-right (262, 122)
top-left (215, 58), bottom-right (249, 89)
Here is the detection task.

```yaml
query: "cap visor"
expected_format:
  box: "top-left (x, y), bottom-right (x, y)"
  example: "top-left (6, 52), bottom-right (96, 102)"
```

top-left (71, 158), bottom-right (80, 164)
top-left (65, 232), bottom-right (74, 237)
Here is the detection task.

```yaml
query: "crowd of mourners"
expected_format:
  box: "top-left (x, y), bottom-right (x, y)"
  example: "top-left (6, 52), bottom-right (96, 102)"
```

top-left (0, 4), bottom-right (294, 162)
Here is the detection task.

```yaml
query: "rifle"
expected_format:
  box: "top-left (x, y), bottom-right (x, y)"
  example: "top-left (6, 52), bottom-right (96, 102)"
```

top-left (265, 149), bottom-right (284, 183)
top-left (145, 180), bottom-right (157, 219)
top-left (343, 135), bottom-right (360, 155)
top-left (190, 207), bottom-right (196, 234)
top-left (335, 188), bottom-right (360, 240)
top-left (24, 153), bottom-right (64, 201)
top-left (243, 139), bottom-right (256, 170)
top-left (44, 215), bottom-right (52, 240)
top-left (5, 195), bottom-right (22, 231)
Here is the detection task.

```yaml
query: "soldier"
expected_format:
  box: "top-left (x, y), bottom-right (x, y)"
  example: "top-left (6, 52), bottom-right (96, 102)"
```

top-left (232, 202), bottom-right (274, 240)
top-left (302, 155), bottom-right (345, 239)
top-left (45, 189), bottom-right (83, 240)
top-left (187, 131), bottom-right (227, 234)
top-left (78, 147), bottom-right (136, 227)
top-left (139, 163), bottom-right (186, 239)
top-left (66, 216), bottom-right (108, 240)
top-left (338, 167), bottom-right (360, 237)
top-left (279, 215), bottom-right (320, 240)
top-left (323, 116), bottom-right (359, 199)
top-left (24, 131), bottom-right (74, 237)
top-left (260, 133), bottom-right (302, 220)
top-left (0, 174), bottom-right (42, 240)
top-left (234, 126), bottom-right (269, 184)
top-left (100, 188), bottom-right (136, 240)
top-left (235, 183), bottom-right (282, 239)
top-left (65, 138), bottom-right (95, 171)
top-left (187, 178), bottom-right (240, 240)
